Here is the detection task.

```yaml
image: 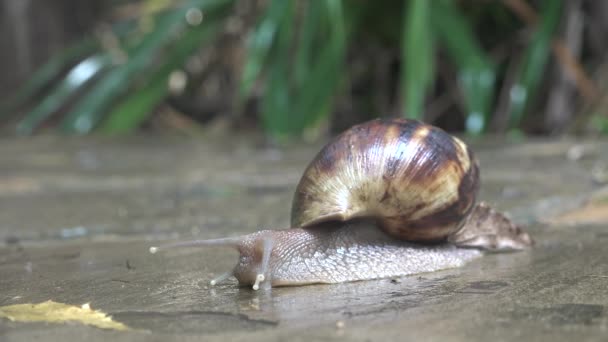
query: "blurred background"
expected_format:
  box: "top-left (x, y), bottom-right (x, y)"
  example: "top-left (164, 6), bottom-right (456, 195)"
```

top-left (1, 0), bottom-right (607, 141)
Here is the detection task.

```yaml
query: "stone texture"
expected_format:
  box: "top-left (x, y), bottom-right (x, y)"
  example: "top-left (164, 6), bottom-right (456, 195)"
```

top-left (0, 136), bottom-right (607, 341)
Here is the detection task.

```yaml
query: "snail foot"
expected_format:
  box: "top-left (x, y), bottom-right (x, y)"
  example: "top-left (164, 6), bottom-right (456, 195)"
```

top-left (449, 202), bottom-right (534, 251)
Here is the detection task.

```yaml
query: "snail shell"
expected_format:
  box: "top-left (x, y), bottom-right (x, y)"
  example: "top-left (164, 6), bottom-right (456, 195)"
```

top-left (292, 118), bottom-right (479, 242)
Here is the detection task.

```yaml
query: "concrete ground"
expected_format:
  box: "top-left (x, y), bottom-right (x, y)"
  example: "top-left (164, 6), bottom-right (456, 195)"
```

top-left (0, 135), bottom-right (607, 341)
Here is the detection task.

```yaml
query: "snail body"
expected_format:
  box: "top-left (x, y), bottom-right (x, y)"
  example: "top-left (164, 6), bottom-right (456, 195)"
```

top-left (151, 119), bottom-right (533, 290)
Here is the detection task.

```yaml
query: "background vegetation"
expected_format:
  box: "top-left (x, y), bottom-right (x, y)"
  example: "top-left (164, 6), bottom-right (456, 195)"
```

top-left (1, 0), bottom-right (607, 139)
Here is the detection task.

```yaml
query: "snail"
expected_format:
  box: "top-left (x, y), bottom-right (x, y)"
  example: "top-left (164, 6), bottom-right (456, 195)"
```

top-left (150, 118), bottom-right (533, 290)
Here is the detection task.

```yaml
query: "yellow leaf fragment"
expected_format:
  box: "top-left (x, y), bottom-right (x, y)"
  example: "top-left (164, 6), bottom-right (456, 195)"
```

top-left (548, 200), bottom-right (608, 226)
top-left (0, 300), bottom-right (129, 331)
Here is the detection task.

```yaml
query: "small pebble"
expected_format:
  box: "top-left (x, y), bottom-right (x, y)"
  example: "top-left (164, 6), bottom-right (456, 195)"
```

top-left (591, 163), bottom-right (608, 184)
top-left (5, 236), bottom-right (19, 245)
top-left (501, 186), bottom-right (524, 199)
top-left (60, 226), bottom-right (88, 239)
top-left (567, 144), bottom-right (586, 161)
top-left (249, 298), bottom-right (260, 311)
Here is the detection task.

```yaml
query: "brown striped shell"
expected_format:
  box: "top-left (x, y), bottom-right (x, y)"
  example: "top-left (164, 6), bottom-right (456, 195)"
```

top-left (291, 118), bottom-right (480, 242)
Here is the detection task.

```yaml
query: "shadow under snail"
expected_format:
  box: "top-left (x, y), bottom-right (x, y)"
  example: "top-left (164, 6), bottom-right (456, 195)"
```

top-left (150, 118), bottom-right (533, 290)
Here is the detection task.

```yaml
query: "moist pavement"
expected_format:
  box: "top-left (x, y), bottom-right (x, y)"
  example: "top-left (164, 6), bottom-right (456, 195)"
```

top-left (0, 135), bottom-right (607, 341)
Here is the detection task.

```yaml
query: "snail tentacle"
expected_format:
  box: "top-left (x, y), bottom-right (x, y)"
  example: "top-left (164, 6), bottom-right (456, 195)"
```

top-left (209, 272), bottom-right (233, 286)
top-left (150, 231), bottom-right (277, 290)
top-left (149, 236), bottom-right (243, 252)
top-left (252, 236), bottom-right (274, 290)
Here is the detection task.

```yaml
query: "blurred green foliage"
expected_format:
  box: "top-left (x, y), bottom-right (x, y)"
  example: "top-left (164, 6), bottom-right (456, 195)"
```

top-left (506, 1), bottom-right (562, 131)
top-left (1, 0), bottom-right (569, 137)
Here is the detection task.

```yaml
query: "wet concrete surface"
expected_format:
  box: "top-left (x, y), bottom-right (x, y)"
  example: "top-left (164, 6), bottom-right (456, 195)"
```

top-left (0, 135), bottom-right (607, 341)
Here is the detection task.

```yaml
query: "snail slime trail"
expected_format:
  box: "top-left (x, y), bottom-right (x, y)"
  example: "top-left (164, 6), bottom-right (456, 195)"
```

top-left (150, 119), bottom-right (533, 290)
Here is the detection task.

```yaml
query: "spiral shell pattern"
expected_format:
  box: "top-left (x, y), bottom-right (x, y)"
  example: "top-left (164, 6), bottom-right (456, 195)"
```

top-left (291, 118), bottom-right (479, 242)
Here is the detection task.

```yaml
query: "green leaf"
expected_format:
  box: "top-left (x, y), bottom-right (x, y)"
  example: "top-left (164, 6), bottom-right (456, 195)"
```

top-left (61, 0), bottom-right (233, 134)
top-left (0, 38), bottom-right (98, 120)
top-left (591, 115), bottom-right (608, 134)
top-left (258, 0), bottom-right (352, 140)
top-left (239, 0), bottom-right (291, 102)
top-left (260, 0), bottom-right (295, 139)
top-left (16, 54), bottom-right (111, 135)
top-left (402, 0), bottom-right (434, 120)
top-left (100, 18), bottom-right (223, 133)
top-left (293, 1), bottom-right (322, 88)
top-left (432, 0), bottom-right (496, 134)
top-left (292, 0), bottom-right (348, 131)
top-left (507, 1), bottom-right (562, 129)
